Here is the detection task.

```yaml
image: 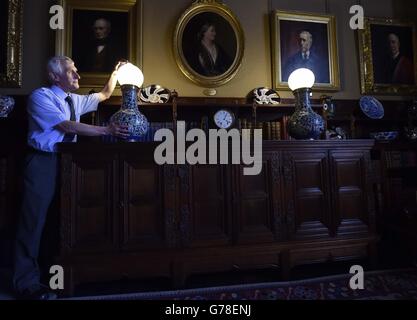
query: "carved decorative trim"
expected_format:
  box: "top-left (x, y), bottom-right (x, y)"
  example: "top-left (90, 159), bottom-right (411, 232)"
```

top-left (283, 153), bottom-right (294, 183)
top-left (270, 152), bottom-right (283, 240)
top-left (364, 152), bottom-right (376, 225)
top-left (164, 165), bottom-right (176, 192)
top-left (179, 206), bottom-right (191, 246)
top-left (283, 153), bottom-right (296, 235)
top-left (0, 0), bottom-right (23, 87)
top-left (286, 200), bottom-right (296, 233)
top-left (60, 154), bottom-right (73, 251)
top-left (165, 208), bottom-right (177, 248)
top-left (0, 158), bottom-right (6, 192)
top-left (178, 165), bottom-right (190, 192)
top-left (194, 0), bottom-right (222, 3)
top-left (271, 152), bottom-right (280, 184)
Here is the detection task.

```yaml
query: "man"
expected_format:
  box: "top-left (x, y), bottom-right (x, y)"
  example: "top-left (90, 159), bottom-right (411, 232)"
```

top-left (13, 56), bottom-right (129, 300)
top-left (384, 33), bottom-right (414, 84)
top-left (79, 18), bottom-right (123, 73)
top-left (282, 30), bottom-right (329, 83)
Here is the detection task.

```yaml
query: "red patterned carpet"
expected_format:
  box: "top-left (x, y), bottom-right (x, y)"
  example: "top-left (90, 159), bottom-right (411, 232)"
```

top-left (69, 268), bottom-right (417, 300)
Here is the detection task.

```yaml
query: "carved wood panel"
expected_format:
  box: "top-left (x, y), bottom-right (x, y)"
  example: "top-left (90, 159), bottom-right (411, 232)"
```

top-left (120, 155), bottom-right (168, 250)
top-left (67, 153), bottom-right (118, 253)
top-left (179, 164), bottom-right (232, 247)
top-left (329, 151), bottom-right (371, 236)
top-left (233, 152), bottom-right (280, 244)
top-left (282, 151), bottom-right (332, 240)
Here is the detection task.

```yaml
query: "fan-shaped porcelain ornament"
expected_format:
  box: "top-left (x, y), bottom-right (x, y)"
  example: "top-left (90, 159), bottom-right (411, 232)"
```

top-left (250, 87), bottom-right (281, 105)
top-left (139, 85), bottom-right (171, 103)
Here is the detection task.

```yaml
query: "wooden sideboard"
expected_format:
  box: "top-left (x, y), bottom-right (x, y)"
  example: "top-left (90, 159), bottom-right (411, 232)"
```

top-left (57, 139), bottom-right (377, 295)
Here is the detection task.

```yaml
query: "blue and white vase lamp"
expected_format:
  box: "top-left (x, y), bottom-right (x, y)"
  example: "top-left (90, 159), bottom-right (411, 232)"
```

top-left (109, 63), bottom-right (149, 142)
top-left (287, 68), bottom-right (324, 140)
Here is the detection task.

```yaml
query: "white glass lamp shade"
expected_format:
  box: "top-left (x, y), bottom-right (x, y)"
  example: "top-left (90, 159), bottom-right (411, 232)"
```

top-left (288, 68), bottom-right (315, 91)
top-left (117, 63), bottom-right (144, 88)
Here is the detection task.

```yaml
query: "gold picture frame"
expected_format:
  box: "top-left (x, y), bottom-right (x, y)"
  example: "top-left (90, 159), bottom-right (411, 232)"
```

top-left (56, 0), bottom-right (142, 94)
top-left (0, 0), bottom-right (23, 88)
top-left (173, 0), bottom-right (244, 88)
top-left (271, 10), bottom-right (340, 91)
top-left (358, 17), bottom-right (417, 95)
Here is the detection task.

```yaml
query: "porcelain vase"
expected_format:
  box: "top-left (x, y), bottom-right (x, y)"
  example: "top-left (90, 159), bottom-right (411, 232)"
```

top-left (109, 85), bottom-right (149, 142)
top-left (288, 88), bottom-right (324, 140)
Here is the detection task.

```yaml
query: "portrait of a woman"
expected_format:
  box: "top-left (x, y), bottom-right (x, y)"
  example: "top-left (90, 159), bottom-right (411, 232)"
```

top-left (194, 22), bottom-right (233, 76)
top-left (175, 4), bottom-right (243, 87)
top-left (181, 11), bottom-right (237, 80)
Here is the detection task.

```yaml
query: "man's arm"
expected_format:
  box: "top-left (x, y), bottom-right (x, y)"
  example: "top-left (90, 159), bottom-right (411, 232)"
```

top-left (97, 61), bottom-right (124, 102)
top-left (97, 69), bottom-right (118, 102)
top-left (55, 121), bottom-right (129, 138)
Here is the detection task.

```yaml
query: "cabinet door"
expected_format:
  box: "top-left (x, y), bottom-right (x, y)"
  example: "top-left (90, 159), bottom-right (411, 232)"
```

top-left (233, 152), bottom-right (282, 244)
top-left (178, 164), bottom-right (232, 247)
top-left (329, 150), bottom-right (375, 236)
top-left (282, 151), bottom-right (332, 240)
top-left (60, 152), bottom-right (118, 253)
top-left (120, 152), bottom-right (174, 250)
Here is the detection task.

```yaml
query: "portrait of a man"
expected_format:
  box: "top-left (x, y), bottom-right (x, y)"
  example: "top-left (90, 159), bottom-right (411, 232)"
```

top-left (272, 11), bottom-right (339, 91)
top-left (71, 10), bottom-right (128, 73)
top-left (371, 25), bottom-right (415, 85)
top-left (280, 21), bottom-right (330, 84)
top-left (181, 12), bottom-right (236, 78)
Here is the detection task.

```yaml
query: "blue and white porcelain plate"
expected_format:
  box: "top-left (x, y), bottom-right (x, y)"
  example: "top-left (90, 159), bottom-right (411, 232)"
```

top-left (0, 95), bottom-right (15, 118)
top-left (139, 85), bottom-right (171, 103)
top-left (370, 131), bottom-right (399, 141)
top-left (359, 96), bottom-right (384, 119)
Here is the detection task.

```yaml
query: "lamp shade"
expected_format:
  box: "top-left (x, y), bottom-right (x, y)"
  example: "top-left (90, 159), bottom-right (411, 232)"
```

top-left (288, 68), bottom-right (315, 91)
top-left (117, 63), bottom-right (144, 88)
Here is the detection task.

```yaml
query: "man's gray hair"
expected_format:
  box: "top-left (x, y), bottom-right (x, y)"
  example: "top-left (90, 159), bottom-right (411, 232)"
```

top-left (47, 56), bottom-right (73, 83)
top-left (300, 30), bottom-right (313, 41)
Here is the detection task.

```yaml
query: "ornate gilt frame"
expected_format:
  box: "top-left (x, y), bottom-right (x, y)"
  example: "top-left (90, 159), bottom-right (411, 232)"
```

top-left (271, 10), bottom-right (340, 91)
top-left (0, 0), bottom-right (23, 88)
top-left (358, 17), bottom-right (417, 95)
top-left (173, 0), bottom-right (244, 88)
top-left (56, 0), bottom-right (142, 95)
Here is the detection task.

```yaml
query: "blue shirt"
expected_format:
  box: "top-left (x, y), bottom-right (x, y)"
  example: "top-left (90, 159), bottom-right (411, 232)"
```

top-left (27, 85), bottom-right (100, 152)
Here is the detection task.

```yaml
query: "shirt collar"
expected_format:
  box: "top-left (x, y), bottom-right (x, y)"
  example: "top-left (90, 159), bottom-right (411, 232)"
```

top-left (51, 85), bottom-right (70, 101)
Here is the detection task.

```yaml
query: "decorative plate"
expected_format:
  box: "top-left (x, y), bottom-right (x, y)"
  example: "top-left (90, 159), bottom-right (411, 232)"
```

top-left (0, 95), bottom-right (15, 118)
top-left (359, 96), bottom-right (384, 119)
top-left (250, 87), bottom-right (281, 105)
top-left (370, 131), bottom-right (399, 141)
top-left (139, 85), bottom-right (171, 103)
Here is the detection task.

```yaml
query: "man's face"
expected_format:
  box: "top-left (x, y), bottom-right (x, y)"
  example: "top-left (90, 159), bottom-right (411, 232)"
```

top-left (299, 32), bottom-right (312, 53)
top-left (56, 61), bottom-right (80, 92)
top-left (93, 19), bottom-right (110, 40)
top-left (388, 34), bottom-right (400, 57)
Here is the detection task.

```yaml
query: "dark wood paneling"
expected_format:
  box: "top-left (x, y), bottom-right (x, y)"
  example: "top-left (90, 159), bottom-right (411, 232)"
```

top-left (330, 151), bottom-right (371, 237)
top-left (121, 156), bottom-right (167, 249)
top-left (283, 151), bottom-right (332, 240)
top-left (233, 152), bottom-right (282, 243)
top-left (179, 164), bottom-right (232, 247)
top-left (55, 140), bottom-right (377, 295)
top-left (65, 153), bottom-right (118, 253)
